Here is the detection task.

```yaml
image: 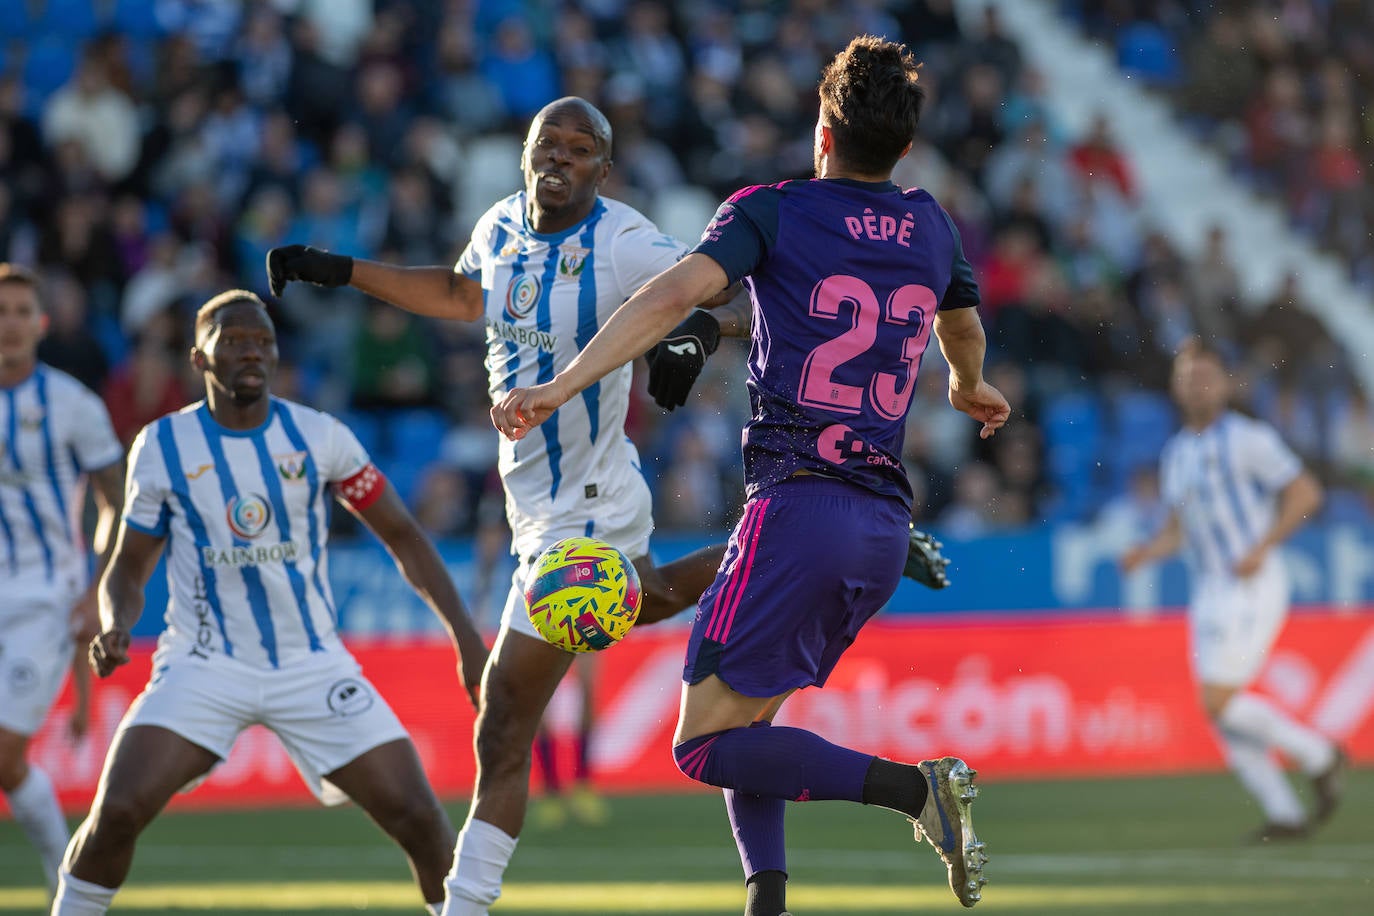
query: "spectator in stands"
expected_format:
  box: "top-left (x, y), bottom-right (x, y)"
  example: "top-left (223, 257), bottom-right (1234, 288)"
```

top-left (102, 322), bottom-right (191, 447)
top-left (349, 299), bottom-right (439, 413)
top-left (1068, 112), bottom-right (1135, 201)
top-left (36, 270), bottom-right (109, 394)
top-left (42, 48), bottom-right (140, 186)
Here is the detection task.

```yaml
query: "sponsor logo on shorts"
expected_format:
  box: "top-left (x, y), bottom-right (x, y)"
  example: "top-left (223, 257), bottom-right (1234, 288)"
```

top-left (327, 678), bottom-right (375, 717)
top-left (6, 659), bottom-right (39, 697)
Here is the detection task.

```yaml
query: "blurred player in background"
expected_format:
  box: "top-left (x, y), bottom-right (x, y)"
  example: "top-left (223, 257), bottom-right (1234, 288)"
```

top-left (492, 38), bottom-right (1006, 915)
top-left (1122, 338), bottom-right (1345, 841)
top-left (52, 291), bottom-right (488, 916)
top-left (530, 655), bottom-right (607, 828)
top-left (267, 97), bottom-right (742, 916)
top-left (0, 263), bottom-right (124, 897)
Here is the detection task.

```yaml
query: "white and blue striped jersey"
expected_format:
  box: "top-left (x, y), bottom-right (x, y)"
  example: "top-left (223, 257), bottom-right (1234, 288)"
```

top-left (0, 364), bottom-right (123, 611)
top-left (123, 398), bottom-right (369, 669)
top-left (456, 192), bottom-right (687, 558)
top-left (1160, 411), bottom-right (1302, 581)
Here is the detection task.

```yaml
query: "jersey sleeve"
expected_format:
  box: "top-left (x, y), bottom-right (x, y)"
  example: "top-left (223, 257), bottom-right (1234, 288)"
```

top-left (938, 208), bottom-right (980, 311)
top-left (608, 215), bottom-right (689, 299)
top-left (318, 414), bottom-right (372, 483)
top-left (122, 424), bottom-right (170, 538)
top-left (68, 385), bottom-right (124, 471)
top-left (1244, 420), bottom-right (1303, 492)
top-left (690, 185), bottom-right (780, 285)
top-left (455, 207), bottom-right (498, 281)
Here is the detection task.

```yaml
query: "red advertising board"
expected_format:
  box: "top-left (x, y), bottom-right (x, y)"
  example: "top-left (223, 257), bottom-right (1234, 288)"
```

top-left (8, 610), bottom-right (1373, 816)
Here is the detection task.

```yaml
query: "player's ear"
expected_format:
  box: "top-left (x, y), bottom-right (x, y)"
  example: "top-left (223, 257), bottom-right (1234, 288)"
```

top-left (189, 346), bottom-right (207, 371)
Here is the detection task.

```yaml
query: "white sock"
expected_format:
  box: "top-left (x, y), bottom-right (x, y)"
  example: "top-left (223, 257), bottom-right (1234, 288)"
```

top-left (427, 905), bottom-right (442, 915)
top-left (51, 869), bottom-right (117, 915)
top-left (441, 818), bottom-right (518, 916)
top-left (5, 767), bottom-right (69, 894)
top-left (1220, 693), bottom-right (1336, 774)
top-left (1219, 729), bottom-right (1306, 825)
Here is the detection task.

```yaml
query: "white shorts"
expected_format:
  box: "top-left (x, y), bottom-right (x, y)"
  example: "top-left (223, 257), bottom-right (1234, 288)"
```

top-left (0, 595), bottom-right (76, 736)
top-left (1188, 559), bottom-right (1290, 687)
top-left (500, 476), bottom-right (653, 642)
top-left (116, 650), bottom-right (409, 805)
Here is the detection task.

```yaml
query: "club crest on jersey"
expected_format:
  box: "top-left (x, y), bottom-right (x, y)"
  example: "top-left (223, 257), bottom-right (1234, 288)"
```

top-left (558, 246), bottom-right (589, 279)
top-left (275, 451), bottom-right (308, 482)
top-left (505, 274), bottom-right (542, 320)
top-left (226, 493), bottom-right (273, 539)
top-left (18, 408), bottom-right (44, 431)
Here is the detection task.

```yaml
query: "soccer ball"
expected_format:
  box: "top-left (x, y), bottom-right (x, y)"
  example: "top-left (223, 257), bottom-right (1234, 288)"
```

top-left (524, 536), bottom-right (642, 653)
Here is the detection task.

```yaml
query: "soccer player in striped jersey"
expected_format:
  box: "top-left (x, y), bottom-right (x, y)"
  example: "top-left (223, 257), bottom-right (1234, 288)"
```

top-left (52, 291), bottom-right (488, 916)
top-left (1122, 339), bottom-right (1345, 841)
top-left (493, 39), bottom-right (1006, 914)
top-left (0, 264), bottom-right (123, 897)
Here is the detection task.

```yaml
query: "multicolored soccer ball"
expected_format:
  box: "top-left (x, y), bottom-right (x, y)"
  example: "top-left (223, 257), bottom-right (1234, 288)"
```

top-left (524, 537), bottom-right (642, 653)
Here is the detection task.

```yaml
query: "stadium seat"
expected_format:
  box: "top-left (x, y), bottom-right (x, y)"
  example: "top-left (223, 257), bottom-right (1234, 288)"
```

top-left (1116, 22), bottom-right (1181, 87)
top-left (457, 135), bottom-right (522, 230)
top-left (36, 0), bottom-right (99, 39)
top-left (338, 410), bottom-right (383, 465)
top-left (21, 35), bottom-right (77, 114)
top-left (1043, 392), bottom-right (1107, 520)
top-left (0, 0), bottom-right (35, 38)
top-left (651, 186), bottom-right (719, 248)
top-left (1108, 389), bottom-right (1176, 491)
top-left (109, 0), bottom-right (165, 38)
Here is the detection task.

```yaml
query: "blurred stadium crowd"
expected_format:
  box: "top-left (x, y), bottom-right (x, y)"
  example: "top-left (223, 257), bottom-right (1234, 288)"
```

top-left (2, 0), bottom-right (1372, 546)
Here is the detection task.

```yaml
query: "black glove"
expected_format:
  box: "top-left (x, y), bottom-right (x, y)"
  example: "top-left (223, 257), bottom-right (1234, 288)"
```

top-left (903, 526), bottom-right (951, 589)
top-left (645, 309), bottom-right (721, 410)
top-left (266, 245), bottom-right (353, 298)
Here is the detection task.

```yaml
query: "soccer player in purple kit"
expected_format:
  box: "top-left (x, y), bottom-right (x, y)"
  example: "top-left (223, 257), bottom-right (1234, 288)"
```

top-left (493, 35), bottom-right (1008, 915)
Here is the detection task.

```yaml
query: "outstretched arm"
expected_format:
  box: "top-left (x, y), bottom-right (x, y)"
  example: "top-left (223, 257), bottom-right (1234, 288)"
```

top-left (266, 245), bottom-right (484, 321)
top-left (346, 482), bottom-right (489, 708)
top-left (494, 253), bottom-right (730, 436)
top-left (91, 525), bottom-right (165, 677)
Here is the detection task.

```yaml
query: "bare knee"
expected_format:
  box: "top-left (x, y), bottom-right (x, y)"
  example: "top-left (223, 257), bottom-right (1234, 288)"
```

top-left (376, 790), bottom-right (453, 853)
top-left (87, 790), bottom-right (157, 846)
top-left (475, 682), bottom-right (535, 780)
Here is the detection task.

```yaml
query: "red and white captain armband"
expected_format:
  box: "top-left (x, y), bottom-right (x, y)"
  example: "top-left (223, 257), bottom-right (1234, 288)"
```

top-left (335, 463), bottom-right (386, 510)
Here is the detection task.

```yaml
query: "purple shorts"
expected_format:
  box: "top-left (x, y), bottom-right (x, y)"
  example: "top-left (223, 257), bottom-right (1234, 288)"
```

top-left (683, 476), bottom-right (909, 697)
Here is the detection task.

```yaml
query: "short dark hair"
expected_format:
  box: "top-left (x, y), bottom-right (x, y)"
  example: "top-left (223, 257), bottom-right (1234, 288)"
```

top-left (818, 35), bottom-right (926, 175)
top-left (194, 289), bottom-right (270, 343)
top-left (0, 262), bottom-right (41, 304)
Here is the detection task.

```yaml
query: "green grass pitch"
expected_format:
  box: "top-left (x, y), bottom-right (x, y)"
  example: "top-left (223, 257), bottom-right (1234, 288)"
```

top-left (3, 770), bottom-right (1370, 914)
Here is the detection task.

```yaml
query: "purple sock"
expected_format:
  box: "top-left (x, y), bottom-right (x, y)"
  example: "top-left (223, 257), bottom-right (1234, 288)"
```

top-left (673, 724), bottom-right (875, 802)
top-left (726, 788), bottom-right (786, 878)
top-left (534, 730), bottom-right (561, 793)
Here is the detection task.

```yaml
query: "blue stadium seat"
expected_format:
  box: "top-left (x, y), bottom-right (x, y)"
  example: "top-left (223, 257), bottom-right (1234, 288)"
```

top-left (21, 35), bottom-right (77, 113)
top-left (0, 0), bottom-right (35, 39)
top-left (1116, 22), bottom-right (1180, 87)
top-left (338, 410), bottom-right (383, 465)
top-left (1108, 390), bottom-right (1176, 491)
top-left (36, 0), bottom-right (99, 39)
top-left (109, 0), bottom-right (164, 38)
top-left (1044, 392), bottom-right (1107, 521)
top-left (390, 408), bottom-right (449, 464)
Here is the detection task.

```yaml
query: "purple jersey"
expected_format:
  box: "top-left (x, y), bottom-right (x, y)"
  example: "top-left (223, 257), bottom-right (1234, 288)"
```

top-left (691, 178), bottom-right (980, 507)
